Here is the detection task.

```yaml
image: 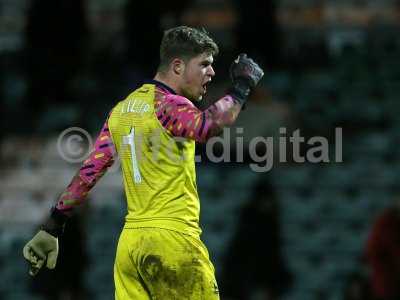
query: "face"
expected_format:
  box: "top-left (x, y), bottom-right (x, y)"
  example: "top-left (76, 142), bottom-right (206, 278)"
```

top-left (179, 53), bottom-right (215, 102)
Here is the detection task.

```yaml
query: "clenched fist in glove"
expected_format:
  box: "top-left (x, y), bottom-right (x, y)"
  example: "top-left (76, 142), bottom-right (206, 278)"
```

top-left (23, 230), bottom-right (59, 276)
top-left (23, 207), bottom-right (67, 276)
top-left (228, 53), bottom-right (264, 105)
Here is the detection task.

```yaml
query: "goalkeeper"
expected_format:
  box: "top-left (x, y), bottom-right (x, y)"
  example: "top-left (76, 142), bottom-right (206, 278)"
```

top-left (23, 26), bottom-right (264, 299)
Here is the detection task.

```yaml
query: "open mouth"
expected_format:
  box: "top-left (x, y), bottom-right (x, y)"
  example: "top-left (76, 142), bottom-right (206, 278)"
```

top-left (202, 83), bottom-right (207, 94)
top-left (202, 80), bottom-right (211, 94)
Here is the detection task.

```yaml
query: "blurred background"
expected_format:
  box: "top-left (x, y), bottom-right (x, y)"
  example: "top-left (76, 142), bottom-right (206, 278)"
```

top-left (1, 0), bottom-right (400, 299)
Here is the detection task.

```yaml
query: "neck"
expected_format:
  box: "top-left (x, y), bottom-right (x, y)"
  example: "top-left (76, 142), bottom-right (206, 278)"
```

top-left (154, 73), bottom-right (181, 95)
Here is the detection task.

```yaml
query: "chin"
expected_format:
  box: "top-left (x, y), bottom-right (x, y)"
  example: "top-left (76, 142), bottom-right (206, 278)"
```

top-left (183, 89), bottom-right (203, 102)
top-left (189, 94), bottom-right (203, 102)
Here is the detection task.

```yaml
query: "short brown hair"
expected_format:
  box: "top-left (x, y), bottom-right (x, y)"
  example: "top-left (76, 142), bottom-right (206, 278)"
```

top-left (158, 26), bottom-right (219, 73)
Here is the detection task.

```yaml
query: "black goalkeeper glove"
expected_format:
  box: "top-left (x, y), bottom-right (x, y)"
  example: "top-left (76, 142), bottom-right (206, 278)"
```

top-left (228, 53), bottom-right (264, 105)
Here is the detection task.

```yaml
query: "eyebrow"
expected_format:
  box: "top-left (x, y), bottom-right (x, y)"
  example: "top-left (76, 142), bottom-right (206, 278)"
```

top-left (201, 59), bottom-right (213, 65)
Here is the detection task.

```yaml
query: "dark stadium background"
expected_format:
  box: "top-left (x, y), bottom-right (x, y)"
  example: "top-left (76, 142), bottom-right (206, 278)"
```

top-left (1, 0), bottom-right (399, 299)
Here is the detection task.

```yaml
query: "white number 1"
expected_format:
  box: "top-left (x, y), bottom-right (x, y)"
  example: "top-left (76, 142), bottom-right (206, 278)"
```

top-left (123, 127), bottom-right (142, 184)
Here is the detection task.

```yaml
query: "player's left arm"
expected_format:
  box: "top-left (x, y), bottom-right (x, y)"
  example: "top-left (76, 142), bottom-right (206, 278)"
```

top-left (23, 118), bottom-right (116, 275)
top-left (156, 93), bottom-right (242, 143)
top-left (156, 53), bottom-right (264, 143)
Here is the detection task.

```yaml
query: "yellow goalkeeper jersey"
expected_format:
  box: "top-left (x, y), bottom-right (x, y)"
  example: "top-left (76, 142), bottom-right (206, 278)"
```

top-left (108, 83), bottom-right (201, 237)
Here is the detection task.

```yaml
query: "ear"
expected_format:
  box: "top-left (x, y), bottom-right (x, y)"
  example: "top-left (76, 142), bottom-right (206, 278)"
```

top-left (172, 58), bottom-right (185, 76)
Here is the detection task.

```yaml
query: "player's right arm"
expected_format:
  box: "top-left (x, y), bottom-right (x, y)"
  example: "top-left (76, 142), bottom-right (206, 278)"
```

top-left (156, 54), bottom-right (264, 142)
top-left (23, 118), bottom-right (116, 276)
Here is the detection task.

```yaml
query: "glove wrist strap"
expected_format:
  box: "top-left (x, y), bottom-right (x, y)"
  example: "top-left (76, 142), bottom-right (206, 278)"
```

top-left (227, 79), bottom-right (251, 105)
top-left (41, 207), bottom-right (68, 237)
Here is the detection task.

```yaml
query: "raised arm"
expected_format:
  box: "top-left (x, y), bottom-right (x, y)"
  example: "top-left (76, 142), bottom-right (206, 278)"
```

top-left (156, 53), bottom-right (264, 142)
top-left (155, 93), bottom-right (240, 142)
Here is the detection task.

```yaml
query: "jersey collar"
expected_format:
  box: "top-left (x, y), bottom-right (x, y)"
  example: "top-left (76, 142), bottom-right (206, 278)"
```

top-left (148, 79), bottom-right (177, 95)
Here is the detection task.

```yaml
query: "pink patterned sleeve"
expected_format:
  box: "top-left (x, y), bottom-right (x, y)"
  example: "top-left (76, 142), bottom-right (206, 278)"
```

top-left (55, 120), bottom-right (116, 215)
top-left (155, 93), bottom-right (242, 143)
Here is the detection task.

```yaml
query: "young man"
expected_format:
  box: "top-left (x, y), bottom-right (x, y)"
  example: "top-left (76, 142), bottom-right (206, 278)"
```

top-left (23, 26), bottom-right (264, 299)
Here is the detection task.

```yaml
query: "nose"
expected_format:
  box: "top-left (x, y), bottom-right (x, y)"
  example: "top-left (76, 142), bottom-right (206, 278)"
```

top-left (207, 65), bottom-right (215, 77)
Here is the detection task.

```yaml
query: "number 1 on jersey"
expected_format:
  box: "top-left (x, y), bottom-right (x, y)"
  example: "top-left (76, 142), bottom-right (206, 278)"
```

top-left (123, 127), bottom-right (142, 184)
